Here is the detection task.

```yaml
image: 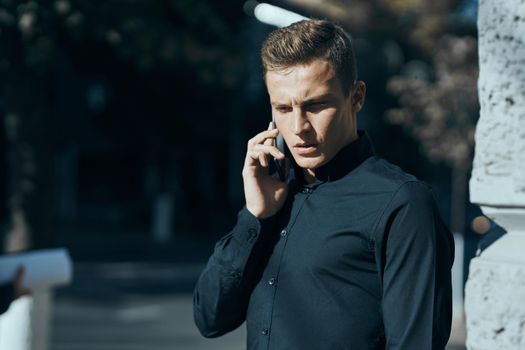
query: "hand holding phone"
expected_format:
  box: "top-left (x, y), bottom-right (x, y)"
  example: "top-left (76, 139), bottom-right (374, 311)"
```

top-left (242, 121), bottom-right (290, 219)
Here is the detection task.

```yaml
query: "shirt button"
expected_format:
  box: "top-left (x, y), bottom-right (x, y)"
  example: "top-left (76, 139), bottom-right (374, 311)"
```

top-left (230, 271), bottom-right (241, 279)
top-left (268, 277), bottom-right (276, 285)
top-left (248, 228), bottom-right (257, 241)
top-left (261, 328), bottom-right (269, 335)
top-left (280, 229), bottom-right (287, 237)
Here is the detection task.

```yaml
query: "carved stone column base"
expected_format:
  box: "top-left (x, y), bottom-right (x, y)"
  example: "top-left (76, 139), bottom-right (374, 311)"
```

top-left (464, 207), bottom-right (525, 350)
top-left (465, 258), bottom-right (525, 349)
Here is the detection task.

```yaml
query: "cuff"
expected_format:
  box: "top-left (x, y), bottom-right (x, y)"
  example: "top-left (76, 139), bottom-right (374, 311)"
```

top-left (236, 206), bottom-right (278, 246)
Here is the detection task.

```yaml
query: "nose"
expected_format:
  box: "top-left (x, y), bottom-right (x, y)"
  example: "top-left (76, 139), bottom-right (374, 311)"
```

top-left (291, 107), bottom-right (310, 135)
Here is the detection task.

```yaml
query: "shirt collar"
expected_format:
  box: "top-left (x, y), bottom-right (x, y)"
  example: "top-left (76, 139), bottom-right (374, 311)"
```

top-left (292, 130), bottom-right (375, 188)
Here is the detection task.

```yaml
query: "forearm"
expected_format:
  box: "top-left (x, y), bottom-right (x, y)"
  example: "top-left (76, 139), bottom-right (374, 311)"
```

top-left (193, 206), bottom-right (278, 337)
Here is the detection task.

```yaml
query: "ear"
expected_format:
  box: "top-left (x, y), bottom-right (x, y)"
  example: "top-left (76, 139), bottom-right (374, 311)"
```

top-left (351, 81), bottom-right (366, 113)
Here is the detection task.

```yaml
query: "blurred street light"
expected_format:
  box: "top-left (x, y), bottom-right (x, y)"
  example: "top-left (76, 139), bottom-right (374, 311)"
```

top-left (245, 1), bottom-right (308, 27)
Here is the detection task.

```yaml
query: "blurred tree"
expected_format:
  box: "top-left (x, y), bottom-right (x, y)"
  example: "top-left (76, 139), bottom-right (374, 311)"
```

top-left (0, 0), bottom-right (247, 250)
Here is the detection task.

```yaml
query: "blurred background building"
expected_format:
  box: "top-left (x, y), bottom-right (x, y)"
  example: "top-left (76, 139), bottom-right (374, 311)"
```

top-left (0, 0), bottom-right (485, 349)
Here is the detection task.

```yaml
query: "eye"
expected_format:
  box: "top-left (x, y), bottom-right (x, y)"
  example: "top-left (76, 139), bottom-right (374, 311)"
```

top-left (306, 101), bottom-right (329, 113)
top-left (275, 106), bottom-right (292, 113)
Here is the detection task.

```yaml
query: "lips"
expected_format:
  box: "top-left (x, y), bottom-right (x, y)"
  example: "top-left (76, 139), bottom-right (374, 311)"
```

top-left (293, 143), bottom-right (318, 156)
top-left (293, 143), bottom-right (316, 147)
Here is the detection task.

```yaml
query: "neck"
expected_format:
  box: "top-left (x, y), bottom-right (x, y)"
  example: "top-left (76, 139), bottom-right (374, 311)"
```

top-left (303, 168), bottom-right (317, 184)
top-left (301, 131), bottom-right (359, 185)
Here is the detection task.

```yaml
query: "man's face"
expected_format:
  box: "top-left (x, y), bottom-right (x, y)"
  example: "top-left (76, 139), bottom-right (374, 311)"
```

top-left (266, 60), bottom-right (363, 174)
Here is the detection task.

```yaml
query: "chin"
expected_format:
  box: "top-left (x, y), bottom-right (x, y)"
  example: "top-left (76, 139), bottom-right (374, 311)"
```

top-left (293, 154), bottom-right (326, 171)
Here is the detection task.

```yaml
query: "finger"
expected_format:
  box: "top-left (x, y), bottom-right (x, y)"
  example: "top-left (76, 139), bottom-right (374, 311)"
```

top-left (247, 151), bottom-right (281, 171)
top-left (259, 126), bottom-right (270, 167)
top-left (246, 145), bottom-right (284, 170)
top-left (251, 144), bottom-right (285, 159)
top-left (263, 132), bottom-right (276, 146)
top-left (248, 128), bottom-right (279, 148)
top-left (259, 152), bottom-right (268, 167)
top-left (14, 266), bottom-right (27, 294)
top-left (264, 122), bottom-right (277, 146)
top-left (247, 149), bottom-right (272, 165)
top-left (15, 266), bottom-right (24, 277)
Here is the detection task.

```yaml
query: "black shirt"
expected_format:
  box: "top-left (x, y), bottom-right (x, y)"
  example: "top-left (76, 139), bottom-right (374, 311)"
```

top-left (193, 132), bottom-right (454, 349)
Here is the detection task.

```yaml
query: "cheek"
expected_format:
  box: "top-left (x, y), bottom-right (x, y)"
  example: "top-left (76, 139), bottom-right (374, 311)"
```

top-left (274, 118), bottom-right (293, 146)
top-left (274, 117), bottom-right (287, 135)
top-left (312, 109), bottom-right (340, 139)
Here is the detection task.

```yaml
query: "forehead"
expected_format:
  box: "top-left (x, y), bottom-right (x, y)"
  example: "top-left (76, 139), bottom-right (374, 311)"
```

top-left (265, 60), bottom-right (341, 102)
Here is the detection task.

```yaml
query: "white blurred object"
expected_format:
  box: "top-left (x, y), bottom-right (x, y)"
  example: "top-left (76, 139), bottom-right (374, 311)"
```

top-left (254, 3), bottom-right (308, 28)
top-left (451, 232), bottom-right (464, 321)
top-left (0, 296), bottom-right (32, 350)
top-left (0, 249), bottom-right (72, 290)
top-left (0, 291), bottom-right (52, 350)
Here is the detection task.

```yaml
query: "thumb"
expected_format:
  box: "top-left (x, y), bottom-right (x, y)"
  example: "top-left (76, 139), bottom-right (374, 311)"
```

top-left (14, 266), bottom-right (30, 298)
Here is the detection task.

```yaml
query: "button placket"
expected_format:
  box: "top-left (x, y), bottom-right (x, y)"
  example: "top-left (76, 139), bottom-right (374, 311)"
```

top-left (259, 191), bottom-right (310, 347)
top-left (248, 228), bottom-right (258, 242)
top-left (301, 187), bottom-right (314, 194)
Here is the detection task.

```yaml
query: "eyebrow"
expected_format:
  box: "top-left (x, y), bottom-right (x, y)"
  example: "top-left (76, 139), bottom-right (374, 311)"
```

top-left (271, 93), bottom-right (334, 108)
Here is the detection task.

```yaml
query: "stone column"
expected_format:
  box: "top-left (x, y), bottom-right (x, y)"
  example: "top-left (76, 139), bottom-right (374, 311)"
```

top-left (465, 0), bottom-right (525, 349)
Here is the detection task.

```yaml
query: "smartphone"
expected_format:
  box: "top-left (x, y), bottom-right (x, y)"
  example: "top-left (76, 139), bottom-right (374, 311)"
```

top-left (268, 121), bottom-right (289, 182)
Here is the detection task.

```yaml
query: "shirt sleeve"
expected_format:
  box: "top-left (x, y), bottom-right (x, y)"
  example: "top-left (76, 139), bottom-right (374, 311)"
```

top-left (193, 206), bottom-right (279, 338)
top-left (375, 181), bottom-right (454, 350)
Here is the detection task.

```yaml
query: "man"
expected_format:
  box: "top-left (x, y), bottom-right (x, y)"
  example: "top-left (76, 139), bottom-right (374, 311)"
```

top-left (193, 19), bottom-right (454, 349)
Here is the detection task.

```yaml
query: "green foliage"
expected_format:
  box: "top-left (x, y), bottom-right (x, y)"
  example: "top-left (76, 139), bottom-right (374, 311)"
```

top-left (0, 0), bottom-right (243, 87)
top-left (386, 35), bottom-right (478, 168)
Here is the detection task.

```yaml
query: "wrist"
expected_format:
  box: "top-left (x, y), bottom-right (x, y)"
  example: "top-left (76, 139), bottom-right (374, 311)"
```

top-left (246, 205), bottom-right (274, 220)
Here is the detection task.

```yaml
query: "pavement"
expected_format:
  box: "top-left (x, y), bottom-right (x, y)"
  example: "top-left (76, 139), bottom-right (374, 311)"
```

top-left (50, 262), bottom-right (245, 350)
top-left (50, 262), bottom-right (466, 350)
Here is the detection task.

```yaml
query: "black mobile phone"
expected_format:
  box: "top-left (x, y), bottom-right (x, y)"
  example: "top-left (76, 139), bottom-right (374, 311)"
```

top-left (268, 121), bottom-right (289, 182)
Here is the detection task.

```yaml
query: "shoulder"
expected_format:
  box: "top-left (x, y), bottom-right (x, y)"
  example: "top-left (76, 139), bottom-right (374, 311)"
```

top-left (391, 180), bottom-right (434, 209)
top-left (359, 157), bottom-right (437, 222)
top-left (378, 179), bottom-right (438, 232)
top-left (356, 156), bottom-right (424, 193)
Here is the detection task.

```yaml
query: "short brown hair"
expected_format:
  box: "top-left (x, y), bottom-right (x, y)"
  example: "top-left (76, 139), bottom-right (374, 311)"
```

top-left (260, 19), bottom-right (358, 96)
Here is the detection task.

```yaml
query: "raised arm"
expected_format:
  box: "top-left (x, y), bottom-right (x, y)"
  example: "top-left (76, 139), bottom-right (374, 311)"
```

top-left (194, 123), bottom-right (290, 337)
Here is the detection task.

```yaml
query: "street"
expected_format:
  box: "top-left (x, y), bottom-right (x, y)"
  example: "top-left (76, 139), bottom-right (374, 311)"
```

top-left (50, 262), bottom-right (465, 350)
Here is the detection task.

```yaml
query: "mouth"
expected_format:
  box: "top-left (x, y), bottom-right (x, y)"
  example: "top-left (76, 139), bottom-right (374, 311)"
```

top-left (293, 143), bottom-right (318, 156)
